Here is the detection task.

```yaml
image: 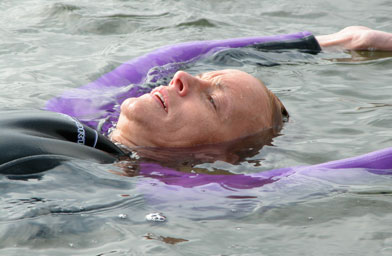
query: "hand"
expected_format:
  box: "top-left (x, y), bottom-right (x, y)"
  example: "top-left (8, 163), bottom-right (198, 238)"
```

top-left (316, 26), bottom-right (392, 51)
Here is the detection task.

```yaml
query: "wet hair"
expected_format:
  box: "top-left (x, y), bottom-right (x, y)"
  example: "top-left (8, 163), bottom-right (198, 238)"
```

top-left (255, 78), bottom-right (289, 131)
top-left (266, 88), bottom-right (289, 131)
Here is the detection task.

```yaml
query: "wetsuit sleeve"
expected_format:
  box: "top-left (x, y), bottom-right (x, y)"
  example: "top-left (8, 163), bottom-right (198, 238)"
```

top-left (0, 111), bottom-right (124, 175)
top-left (250, 34), bottom-right (321, 53)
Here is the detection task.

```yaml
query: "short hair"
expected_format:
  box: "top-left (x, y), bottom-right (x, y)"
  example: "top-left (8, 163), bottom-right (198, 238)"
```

top-left (266, 88), bottom-right (289, 131)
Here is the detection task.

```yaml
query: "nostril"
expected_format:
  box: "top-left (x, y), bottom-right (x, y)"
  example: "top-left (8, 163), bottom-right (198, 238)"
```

top-left (172, 72), bottom-right (189, 96)
top-left (178, 81), bottom-right (184, 92)
top-left (174, 79), bottom-right (187, 96)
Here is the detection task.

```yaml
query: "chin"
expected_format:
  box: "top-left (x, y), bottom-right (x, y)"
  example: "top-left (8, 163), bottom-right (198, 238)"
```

top-left (122, 97), bottom-right (151, 120)
top-left (120, 98), bottom-right (137, 117)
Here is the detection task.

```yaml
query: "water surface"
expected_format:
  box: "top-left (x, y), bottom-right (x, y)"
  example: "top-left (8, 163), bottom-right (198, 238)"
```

top-left (1, 0), bottom-right (392, 255)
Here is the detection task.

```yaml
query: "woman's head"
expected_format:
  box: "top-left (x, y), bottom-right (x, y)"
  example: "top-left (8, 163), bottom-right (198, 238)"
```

top-left (111, 69), bottom-right (288, 148)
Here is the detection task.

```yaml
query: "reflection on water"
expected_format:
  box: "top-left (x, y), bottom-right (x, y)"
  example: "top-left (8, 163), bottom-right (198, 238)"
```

top-left (356, 102), bottom-right (392, 110)
top-left (331, 50), bottom-right (392, 62)
top-left (2, 161), bottom-right (391, 254)
top-left (144, 233), bottom-right (188, 245)
top-left (1, 0), bottom-right (392, 255)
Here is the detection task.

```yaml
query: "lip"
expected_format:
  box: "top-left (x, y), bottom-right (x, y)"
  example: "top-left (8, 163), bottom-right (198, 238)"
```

top-left (150, 86), bottom-right (169, 113)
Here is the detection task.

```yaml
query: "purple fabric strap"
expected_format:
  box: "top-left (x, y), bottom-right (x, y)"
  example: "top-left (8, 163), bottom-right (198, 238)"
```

top-left (139, 147), bottom-right (392, 189)
top-left (45, 31), bottom-right (313, 133)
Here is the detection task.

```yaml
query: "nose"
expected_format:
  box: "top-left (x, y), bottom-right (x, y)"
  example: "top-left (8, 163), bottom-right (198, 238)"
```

top-left (170, 71), bottom-right (205, 97)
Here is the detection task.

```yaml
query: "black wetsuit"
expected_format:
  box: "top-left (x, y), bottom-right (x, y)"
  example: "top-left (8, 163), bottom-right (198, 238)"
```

top-left (251, 33), bottom-right (321, 53)
top-left (0, 111), bottom-right (124, 174)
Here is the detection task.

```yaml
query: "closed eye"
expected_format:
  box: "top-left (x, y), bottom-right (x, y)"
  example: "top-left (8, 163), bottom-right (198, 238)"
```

top-left (208, 95), bottom-right (217, 110)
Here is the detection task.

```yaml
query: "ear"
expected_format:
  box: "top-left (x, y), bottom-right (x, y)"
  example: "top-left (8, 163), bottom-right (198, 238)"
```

top-left (274, 94), bottom-right (289, 122)
top-left (267, 90), bottom-right (289, 129)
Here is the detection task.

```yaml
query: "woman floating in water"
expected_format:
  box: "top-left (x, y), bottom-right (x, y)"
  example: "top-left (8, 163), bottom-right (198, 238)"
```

top-left (1, 26), bottom-right (392, 174)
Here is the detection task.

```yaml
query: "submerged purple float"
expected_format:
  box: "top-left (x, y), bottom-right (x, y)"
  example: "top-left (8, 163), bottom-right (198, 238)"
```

top-left (139, 147), bottom-right (392, 190)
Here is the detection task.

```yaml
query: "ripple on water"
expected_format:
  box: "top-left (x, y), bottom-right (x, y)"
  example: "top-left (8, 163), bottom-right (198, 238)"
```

top-left (32, 2), bottom-right (172, 35)
top-left (1, 0), bottom-right (392, 254)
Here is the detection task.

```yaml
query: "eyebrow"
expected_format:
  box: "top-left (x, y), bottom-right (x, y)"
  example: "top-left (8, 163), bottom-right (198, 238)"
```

top-left (196, 72), bottom-right (229, 117)
top-left (195, 73), bottom-right (205, 79)
top-left (196, 72), bottom-right (223, 81)
top-left (213, 82), bottom-right (231, 121)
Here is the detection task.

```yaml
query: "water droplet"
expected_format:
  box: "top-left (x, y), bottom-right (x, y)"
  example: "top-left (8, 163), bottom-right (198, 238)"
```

top-left (146, 212), bottom-right (166, 222)
top-left (118, 213), bottom-right (127, 219)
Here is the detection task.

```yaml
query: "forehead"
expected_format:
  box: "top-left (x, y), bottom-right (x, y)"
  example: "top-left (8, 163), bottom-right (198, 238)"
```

top-left (200, 69), bottom-right (266, 97)
top-left (195, 69), bottom-right (274, 140)
top-left (199, 69), bottom-right (243, 82)
top-left (203, 69), bottom-right (270, 123)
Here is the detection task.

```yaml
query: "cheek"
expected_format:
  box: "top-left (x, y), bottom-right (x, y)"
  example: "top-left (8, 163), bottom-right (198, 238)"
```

top-left (165, 107), bottom-right (221, 146)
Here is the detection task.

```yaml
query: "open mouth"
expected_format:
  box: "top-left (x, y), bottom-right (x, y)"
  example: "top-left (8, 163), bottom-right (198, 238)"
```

top-left (153, 91), bottom-right (167, 111)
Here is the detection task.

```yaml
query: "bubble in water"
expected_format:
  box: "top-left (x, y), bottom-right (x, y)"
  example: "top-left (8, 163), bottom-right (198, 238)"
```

top-left (118, 213), bottom-right (127, 219)
top-left (145, 212), bottom-right (166, 222)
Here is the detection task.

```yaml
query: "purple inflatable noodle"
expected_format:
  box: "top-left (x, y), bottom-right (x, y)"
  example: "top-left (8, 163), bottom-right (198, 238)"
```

top-left (45, 31), bottom-right (392, 190)
top-left (138, 147), bottom-right (392, 190)
top-left (136, 147), bottom-right (392, 215)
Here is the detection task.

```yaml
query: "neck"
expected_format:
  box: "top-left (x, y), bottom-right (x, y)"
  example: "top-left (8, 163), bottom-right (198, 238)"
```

top-left (110, 128), bottom-right (137, 148)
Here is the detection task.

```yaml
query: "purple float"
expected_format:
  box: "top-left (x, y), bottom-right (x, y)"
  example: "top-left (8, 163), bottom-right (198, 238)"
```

top-left (138, 147), bottom-right (392, 190)
top-left (45, 31), bottom-right (392, 188)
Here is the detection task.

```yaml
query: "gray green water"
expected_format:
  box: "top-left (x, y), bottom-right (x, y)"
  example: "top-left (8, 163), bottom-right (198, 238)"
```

top-left (1, 0), bottom-right (392, 255)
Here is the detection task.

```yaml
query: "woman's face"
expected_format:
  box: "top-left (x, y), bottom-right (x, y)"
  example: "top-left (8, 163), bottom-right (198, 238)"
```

top-left (112, 69), bottom-right (276, 148)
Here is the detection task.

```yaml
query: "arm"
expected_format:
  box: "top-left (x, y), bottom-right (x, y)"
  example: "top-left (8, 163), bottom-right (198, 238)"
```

top-left (316, 26), bottom-right (392, 51)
